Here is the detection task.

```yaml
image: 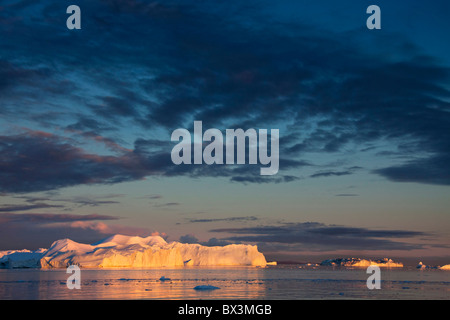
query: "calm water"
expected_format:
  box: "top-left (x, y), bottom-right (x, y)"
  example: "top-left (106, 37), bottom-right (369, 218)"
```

top-left (0, 265), bottom-right (449, 300)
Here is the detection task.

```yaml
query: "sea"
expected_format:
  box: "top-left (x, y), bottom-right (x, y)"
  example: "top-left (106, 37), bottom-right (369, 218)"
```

top-left (0, 265), bottom-right (448, 300)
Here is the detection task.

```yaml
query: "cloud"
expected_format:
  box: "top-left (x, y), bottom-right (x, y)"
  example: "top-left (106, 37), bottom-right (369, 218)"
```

top-left (179, 234), bottom-right (199, 244)
top-left (310, 170), bottom-right (354, 178)
top-left (0, 127), bottom-right (309, 193)
top-left (0, 203), bottom-right (65, 212)
top-left (310, 166), bottom-right (362, 179)
top-left (373, 154), bottom-right (450, 186)
top-left (0, 131), bottom-right (152, 193)
top-left (0, 213), bottom-right (119, 223)
top-left (179, 234), bottom-right (234, 247)
top-left (230, 175), bottom-right (300, 184)
top-left (154, 202), bottom-right (180, 208)
top-left (142, 194), bottom-right (163, 200)
top-left (14, 194), bottom-right (125, 208)
top-left (201, 238), bottom-right (235, 247)
top-left (187, 216), bottom-right (259, 223)
top-left (210, 222), bottom-right (428, 252)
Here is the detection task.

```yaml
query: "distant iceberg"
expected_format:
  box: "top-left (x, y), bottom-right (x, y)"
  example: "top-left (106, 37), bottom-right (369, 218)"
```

top-left (417, 262), bottom-right (450, 270)
top-left (416, 262), bottom-right (437, 270)
top-left (0, 234), bottom-right (267, 269)
top-left (320, 258), bottom-right (403, 268)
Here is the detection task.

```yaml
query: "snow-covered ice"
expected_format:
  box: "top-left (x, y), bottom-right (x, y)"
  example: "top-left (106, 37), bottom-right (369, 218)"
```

top-left (0, 234), bottom-right (267, 268)
top-left (0, 249), bottom-right (47, 268)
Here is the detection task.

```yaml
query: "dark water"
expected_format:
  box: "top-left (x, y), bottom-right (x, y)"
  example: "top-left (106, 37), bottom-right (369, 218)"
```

top-left (0, 265), bottom-right (449, 300)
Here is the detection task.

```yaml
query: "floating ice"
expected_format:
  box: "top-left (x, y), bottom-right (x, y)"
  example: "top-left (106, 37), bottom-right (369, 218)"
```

top-left (416, 262), bottom-right (450, 270)
top-left (0, 234), bottom-right (267, 268)
top-left (193, 285), bottom-right (220, 291)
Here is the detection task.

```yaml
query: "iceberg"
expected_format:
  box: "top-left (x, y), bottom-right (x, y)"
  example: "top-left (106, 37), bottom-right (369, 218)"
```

top-left (0, 249), bottom-right (47, 268)
top-left (416, 262), bottom-right (437, 270)
top-left (171, 242), bottom-right (267, 267)
top-left (417, 261), bottom-right (426, 269)
top-left (320, 258), bottom-right (403, 268)
top-left (0, 234), bottom-right (267, 269)
top-left (193, 285), bottom-right (220, 291)
top-left (416, 262), bottom-right (450, 270)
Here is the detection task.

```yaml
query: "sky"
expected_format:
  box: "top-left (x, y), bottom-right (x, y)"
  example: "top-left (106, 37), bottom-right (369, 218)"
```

top-left (0, 0), bottom-right (449, 265)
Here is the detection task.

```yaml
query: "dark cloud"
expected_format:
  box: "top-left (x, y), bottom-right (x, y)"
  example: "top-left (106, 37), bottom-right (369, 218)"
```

top-left (210, 222), bottom-right (427, 251)
top-left (373, 154), bottom-right (450, 186)
top-left (0, 203), bottom-right (64, 212)
top-left (178, 234), bottom-right (199, 244)
top-left (310, 166), bottom-right (362, 179)
top-left (0, 213), bottom-right (119, 224)
top-left (154, 202), bottom-right (180, 208)
top-left (13, 194), bottom-right (124, 208)
top-left (134, 137), bottom-right (307, 184)
top-left (0, 131), bottom-right (151, 193)
top-left (66, 116), bottom-right (115, 133)
top-left (230, 175), bottom-right (300, 184)
top-left (178, 234), bottom-right (234, 247)
top-left (202, 238), bottom-right (235, 247)
top-left (188, 216), bottom-right (258, 223)
top-left (310, 170), bottom-right (354, 179)
top-left (140, 194), bottom-right (163, 200)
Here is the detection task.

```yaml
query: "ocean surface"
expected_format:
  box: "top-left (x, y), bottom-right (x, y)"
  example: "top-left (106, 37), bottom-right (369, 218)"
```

top-left (0, 265), bottom-right (449, 300)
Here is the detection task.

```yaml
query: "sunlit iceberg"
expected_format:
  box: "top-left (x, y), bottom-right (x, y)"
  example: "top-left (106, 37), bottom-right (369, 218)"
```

top-left (0, 234), bottom-right (267, 268)
top-left (416, 262), bottom-right (450, 270)
top-left (320, 258), bottom-right (403, 267)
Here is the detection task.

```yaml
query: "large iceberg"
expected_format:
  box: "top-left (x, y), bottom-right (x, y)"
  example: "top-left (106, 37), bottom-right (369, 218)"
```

top-left (1, 235), bottom-right (267, 268)
top-left (320, 258), bottom-right (403, 268)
